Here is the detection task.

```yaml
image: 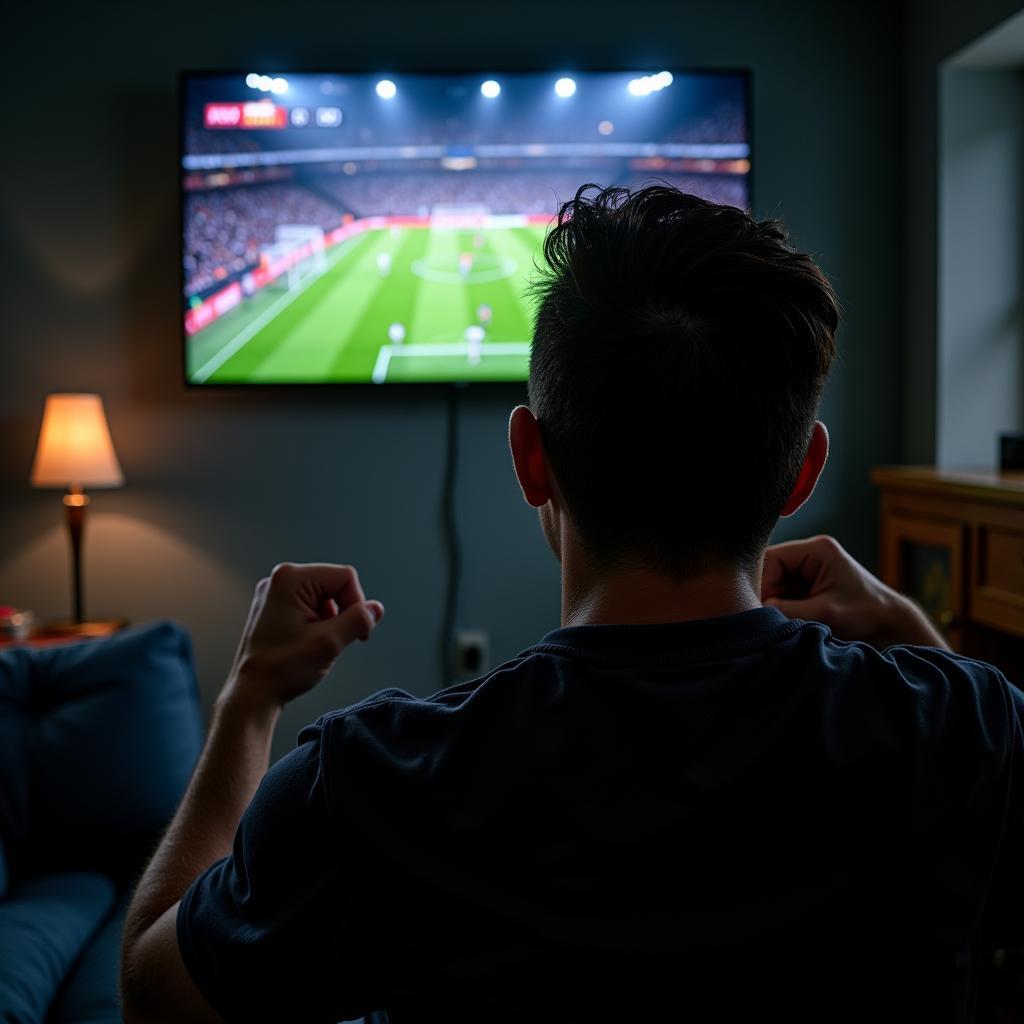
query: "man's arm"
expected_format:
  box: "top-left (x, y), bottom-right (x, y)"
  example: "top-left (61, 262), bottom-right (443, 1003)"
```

top-left (120, 563), bottom-right (384, 1024)
top-left (760, 534), bottom-right (950, 650)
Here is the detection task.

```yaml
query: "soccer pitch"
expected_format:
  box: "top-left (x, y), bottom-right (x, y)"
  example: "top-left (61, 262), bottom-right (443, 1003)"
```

top-left (186, 223), bottom-right (547, 384)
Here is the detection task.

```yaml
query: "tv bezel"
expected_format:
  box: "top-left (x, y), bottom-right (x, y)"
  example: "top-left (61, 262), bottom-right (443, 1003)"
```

top-left (178, 66), bottom-right (754, 391)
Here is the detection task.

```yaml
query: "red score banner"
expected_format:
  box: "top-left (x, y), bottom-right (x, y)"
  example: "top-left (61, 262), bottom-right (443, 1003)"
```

top-left (203, 102), bottom-right (288, 130)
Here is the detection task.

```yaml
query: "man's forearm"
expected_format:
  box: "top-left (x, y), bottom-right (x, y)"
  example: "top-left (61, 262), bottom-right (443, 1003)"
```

top-left (123, 691), bottom-right (280, 958)
top-left (120, 564), bottom-right (383, 1022)
top-left (878, 594), bottom-right (951, 651)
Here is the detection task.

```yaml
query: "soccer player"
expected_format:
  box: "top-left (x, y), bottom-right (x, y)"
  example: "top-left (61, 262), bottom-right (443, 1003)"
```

top-left (376, 251), bottom-right (392, 277)
top-left (458, 251), bottom-right (473, 280)
top-left (476, 302), bottom-right (492, 326)
top-left (122, 186), bottom-right (1024, 1023)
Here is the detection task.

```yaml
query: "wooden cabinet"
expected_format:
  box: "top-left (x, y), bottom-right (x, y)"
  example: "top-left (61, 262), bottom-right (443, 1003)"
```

top-left (872, 467), bottom-right (1024, 680)
top-left (974, 505), bottom-right (1024, 637)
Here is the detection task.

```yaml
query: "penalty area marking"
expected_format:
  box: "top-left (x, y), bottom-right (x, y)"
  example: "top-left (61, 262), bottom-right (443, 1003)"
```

top-left (190, 236), bottom-right (365, 384)
top-left (372, 341), bottom-right (530, 383)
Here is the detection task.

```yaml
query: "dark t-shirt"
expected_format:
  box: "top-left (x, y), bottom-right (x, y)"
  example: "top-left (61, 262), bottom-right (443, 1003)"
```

top-left (178, 608), bottom-right (1024, 1022)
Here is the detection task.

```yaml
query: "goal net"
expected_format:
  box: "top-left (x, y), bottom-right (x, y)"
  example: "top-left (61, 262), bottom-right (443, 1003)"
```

top-left (260, 224), bottom-right (328, 291)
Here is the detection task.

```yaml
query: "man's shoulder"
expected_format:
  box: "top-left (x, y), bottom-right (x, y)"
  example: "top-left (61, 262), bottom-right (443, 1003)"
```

top-left (301, 654), bottom-right (549, 824)
top-left (313, 651), bottom-right (543, 738)
top-left (794, 619), bottom-right (1012, 695)
top-left (882, 641), bottom-right (1020, 731)
top-left (859, 637), bottom-right (1014, 708)
top-left (807, 630), bottom-right (1020, 761)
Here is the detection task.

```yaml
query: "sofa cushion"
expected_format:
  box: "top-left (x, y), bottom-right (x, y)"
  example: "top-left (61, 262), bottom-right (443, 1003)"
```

top-left (0, 621), bottom-right (202, 887)
top-left (46, 899), bottom-right (126, 1024)
top-left (0, 871), bottom-right (116, 1024)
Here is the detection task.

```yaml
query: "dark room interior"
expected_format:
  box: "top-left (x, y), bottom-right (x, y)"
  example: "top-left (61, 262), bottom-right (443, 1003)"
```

top-left (2, 0), bottom-right (1024, 1020)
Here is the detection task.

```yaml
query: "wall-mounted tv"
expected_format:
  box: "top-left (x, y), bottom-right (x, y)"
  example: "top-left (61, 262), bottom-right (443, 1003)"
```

top-left (180, 70), bottom-right (751, 385)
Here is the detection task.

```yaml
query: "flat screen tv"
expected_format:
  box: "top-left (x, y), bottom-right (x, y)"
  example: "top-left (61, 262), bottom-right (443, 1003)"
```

top-left (180, 70), bottom-right (751, 385)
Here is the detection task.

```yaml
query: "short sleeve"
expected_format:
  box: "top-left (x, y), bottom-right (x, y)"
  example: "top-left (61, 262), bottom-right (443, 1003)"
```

top-left (978, 676), bottom-right (1024, 949)
top-left (177, 722), bottom-right (383, 1022)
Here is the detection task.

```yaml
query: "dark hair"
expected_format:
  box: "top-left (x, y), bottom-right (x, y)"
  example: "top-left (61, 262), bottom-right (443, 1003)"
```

top-left (528, 184), bottom-right (839, 576)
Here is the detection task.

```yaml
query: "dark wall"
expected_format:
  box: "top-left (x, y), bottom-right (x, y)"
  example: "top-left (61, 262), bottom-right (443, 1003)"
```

top-left (2, 0), bottom-right (903, 758)
top-left (903, 0), bottom-right (1024, 463)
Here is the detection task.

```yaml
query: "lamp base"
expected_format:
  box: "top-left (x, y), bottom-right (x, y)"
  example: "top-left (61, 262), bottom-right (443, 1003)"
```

top-left (42, 618), bottom-right (128, 639)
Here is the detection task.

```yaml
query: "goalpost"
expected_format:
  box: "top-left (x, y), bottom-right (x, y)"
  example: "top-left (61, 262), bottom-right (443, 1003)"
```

top-left (260, 224), bottom-right (328, 291)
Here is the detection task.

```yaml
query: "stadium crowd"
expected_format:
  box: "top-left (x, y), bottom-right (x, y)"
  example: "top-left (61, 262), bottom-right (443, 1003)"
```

top-left (621, 173), bottom-right (747, 209)
top-left (184, 184), bottom-right (342, 297)
top-left (313, 170), bottom-right (603, 218)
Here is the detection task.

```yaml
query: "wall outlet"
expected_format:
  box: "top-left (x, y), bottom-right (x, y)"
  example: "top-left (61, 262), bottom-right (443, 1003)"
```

top-left (455, 630), bottom-right (490, 678)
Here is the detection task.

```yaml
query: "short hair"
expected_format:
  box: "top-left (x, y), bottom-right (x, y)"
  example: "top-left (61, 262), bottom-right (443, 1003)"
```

top-left (528, 184), bottom-right (839, 576)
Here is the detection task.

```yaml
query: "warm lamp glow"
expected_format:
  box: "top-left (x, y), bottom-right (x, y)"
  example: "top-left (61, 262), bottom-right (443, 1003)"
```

top-left (31, 394), bottom-right (124, 489)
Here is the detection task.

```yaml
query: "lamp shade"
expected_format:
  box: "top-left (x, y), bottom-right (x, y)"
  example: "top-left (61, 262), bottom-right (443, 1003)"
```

top-left (31, 394), bottom-right (124, 488)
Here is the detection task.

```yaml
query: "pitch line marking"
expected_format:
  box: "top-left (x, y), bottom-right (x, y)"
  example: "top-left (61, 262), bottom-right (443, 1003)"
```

top-left (371, 346), bottom-right (392, 383)
top-left (372, 341), bottom-right (531, 383)
top-left (191, 235), bottom-right (367, 383)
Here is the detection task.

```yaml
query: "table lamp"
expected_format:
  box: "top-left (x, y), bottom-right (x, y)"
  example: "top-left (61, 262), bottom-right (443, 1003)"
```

top-left (31, 394), bottom-right (124, 635)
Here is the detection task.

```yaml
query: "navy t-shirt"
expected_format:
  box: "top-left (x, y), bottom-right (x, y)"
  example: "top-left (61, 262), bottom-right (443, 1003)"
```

top-left (178, 608), bottom-right (1024, 1022)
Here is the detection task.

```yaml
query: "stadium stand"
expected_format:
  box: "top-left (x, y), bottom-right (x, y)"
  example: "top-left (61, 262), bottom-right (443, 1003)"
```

top-left (312, 171), bottom-right (608, 218)
top-left (183, 184), bottom-right (343, 297)
top-left (620, 173), bottom-right (748, 209)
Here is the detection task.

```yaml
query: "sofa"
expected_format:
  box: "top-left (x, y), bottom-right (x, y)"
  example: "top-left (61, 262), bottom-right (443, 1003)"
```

top-left (0, 621), bottom-right (203, 1024)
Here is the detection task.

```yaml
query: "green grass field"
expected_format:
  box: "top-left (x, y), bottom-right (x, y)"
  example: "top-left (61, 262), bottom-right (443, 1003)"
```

top-left (187, 224), bottom-right (546, 384)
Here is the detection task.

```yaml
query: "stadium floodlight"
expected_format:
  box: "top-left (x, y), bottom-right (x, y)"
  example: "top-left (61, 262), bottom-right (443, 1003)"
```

top-left (554, 77), bottom-right (576, 98)
top-left (270, 77), bottom-right (289, 94)
top-left (598, 119), bottom-right (614, 135)
top-left (258, 75), bottom-right (273, 92)
top-left (481, 79), bottom-right (501, 99)
top-left (376, 79), bottom-right (397, 99)
top-left (245, 73), bottom-right (260, 89)
top-left (629, 71), bottom-right (673, 96)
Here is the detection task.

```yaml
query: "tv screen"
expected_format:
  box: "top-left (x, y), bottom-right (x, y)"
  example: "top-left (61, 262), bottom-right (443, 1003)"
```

top-left (180, 70), bottom-right (751, 385)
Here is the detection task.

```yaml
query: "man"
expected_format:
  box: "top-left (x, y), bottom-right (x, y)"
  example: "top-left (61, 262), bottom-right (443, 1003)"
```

top-left (121, 186), bottom-right (1022, 1022)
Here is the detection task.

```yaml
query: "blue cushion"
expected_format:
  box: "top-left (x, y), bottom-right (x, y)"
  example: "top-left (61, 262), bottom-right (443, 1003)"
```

top-left (47, 899), bottom-right (126, 1024)
top-left (0, 621), bottom-right (202, 886)
top-left (0, 872), bottom-right (116, 1024)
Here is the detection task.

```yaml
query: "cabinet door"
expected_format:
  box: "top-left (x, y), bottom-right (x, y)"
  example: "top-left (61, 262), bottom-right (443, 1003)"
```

top-left (973, 508), bottom-right (1024, 639)
top-left (881, 512), bottom-right (967, 650)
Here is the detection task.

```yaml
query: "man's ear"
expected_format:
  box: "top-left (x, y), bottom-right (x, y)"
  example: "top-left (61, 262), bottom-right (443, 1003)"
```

top-left (780, 420), bottom-right (829, 517)
top-left (509, 405), bottom-right (553, 508)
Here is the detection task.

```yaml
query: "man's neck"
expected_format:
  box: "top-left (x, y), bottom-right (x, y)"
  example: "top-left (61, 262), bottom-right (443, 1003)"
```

top-left (560, 546), bottom-right (763, 628)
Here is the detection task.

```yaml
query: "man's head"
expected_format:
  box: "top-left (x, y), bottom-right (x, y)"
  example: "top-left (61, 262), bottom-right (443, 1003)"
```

top-left (510, 184), bottom-right (839, 577)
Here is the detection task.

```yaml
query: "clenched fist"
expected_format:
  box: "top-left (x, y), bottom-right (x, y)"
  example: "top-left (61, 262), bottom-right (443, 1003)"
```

top-left (761, 535), bottom-right (947, 650)
top-left (223, 562), bottom-right (384, 711)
